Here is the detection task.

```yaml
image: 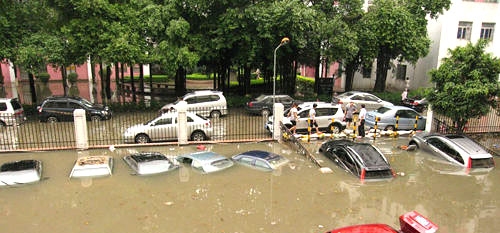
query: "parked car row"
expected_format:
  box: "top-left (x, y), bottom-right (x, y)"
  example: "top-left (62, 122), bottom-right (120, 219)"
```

top-left (0, 149), bottom-right (289, 186)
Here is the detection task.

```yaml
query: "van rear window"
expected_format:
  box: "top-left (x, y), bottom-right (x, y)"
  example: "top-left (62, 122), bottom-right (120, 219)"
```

top-left (364, 169), bottom-right (393, 179)
top-left (10, 99), bottom-right (23, 110)
top-left (471, 158), bottom-right (495, 168)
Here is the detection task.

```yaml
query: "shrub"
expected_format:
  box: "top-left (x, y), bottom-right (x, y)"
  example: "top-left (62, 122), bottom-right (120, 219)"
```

top-left (37, 72), bottom-right (51, 83)
top-left (67, 73), bottom-right (78, 84)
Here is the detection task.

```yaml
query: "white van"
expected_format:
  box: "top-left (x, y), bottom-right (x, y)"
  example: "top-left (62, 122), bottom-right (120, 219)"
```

top-left (0, 98), bottom-right (26, 127)
top-left (160, 90), bottom-right (228, 118)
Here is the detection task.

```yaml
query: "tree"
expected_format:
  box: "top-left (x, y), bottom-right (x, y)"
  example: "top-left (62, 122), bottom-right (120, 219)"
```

top-left (428, 40), bottom-right (500, 133)
top-left (363, 0), bottom-right (450, 92)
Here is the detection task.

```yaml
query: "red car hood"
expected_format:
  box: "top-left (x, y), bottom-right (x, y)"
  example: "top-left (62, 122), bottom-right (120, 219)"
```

top-left (327, 224), bottom-right (398, 233)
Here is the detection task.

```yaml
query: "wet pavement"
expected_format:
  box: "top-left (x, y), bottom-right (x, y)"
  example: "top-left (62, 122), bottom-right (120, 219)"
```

top-left (0, 137), bottom-right (499, 233)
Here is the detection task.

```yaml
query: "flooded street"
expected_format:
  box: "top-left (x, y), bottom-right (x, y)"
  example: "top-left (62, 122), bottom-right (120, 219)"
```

top-left (0, 138), bottom-right (499, 233)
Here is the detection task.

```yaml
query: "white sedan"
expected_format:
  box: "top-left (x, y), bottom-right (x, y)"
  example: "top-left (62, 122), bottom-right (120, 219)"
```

top-left (334, 91), bottom-right (393, 111)
top-left (123, 112), bottom-right (213, 143)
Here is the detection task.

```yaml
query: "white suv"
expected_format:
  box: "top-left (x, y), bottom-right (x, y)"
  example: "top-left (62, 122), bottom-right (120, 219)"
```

top-left (160, 90), bottom-right (228, 118)
top-left (0, 98), bottom-right (26, 127)
top-left (266, 102), bottom-right (346, 133)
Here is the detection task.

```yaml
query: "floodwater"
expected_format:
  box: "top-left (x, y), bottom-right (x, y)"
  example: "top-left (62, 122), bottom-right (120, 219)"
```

top-left (0, 138), bottom-right (499, 233)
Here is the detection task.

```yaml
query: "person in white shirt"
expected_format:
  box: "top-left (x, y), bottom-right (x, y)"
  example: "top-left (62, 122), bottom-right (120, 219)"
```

top-left (401, 88), bottom-right (408, 103)
top-left (309, 103), bottom-right (322, 134)
top-left (288, 102), bottom-right (299, 134)
top-left (358, 104), bottom-right (367, 138)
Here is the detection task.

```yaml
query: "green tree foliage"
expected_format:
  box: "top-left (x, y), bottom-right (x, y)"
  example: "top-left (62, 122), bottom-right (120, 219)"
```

top-left (428, 40), bottom-right (500, 133)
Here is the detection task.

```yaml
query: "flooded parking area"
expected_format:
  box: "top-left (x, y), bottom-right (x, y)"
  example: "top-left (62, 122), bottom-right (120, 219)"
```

top-left (0, 138), bottom-right (499, 233)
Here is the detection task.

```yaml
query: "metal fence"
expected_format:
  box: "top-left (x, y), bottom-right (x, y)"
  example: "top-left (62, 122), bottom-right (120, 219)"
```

top-left (0, 107), bottom-right (273, 152)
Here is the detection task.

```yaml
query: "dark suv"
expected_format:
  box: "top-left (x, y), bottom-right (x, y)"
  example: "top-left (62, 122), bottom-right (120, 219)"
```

top-left (37, 96), bottom-right (112, 123)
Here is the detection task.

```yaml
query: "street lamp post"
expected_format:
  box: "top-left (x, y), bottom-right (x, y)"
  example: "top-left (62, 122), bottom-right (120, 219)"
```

top-left (273, 37), bottom-right (290, 107)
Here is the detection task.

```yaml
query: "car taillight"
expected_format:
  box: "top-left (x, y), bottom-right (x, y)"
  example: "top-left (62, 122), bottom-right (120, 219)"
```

top-left (37, 107), bottom-right (43, 113)
top-left (15, 110), bottom-right (24, 115)
top-left (248, 102), bottom-right (253, 107)
top-left (467, 157), bottom-right (472, 169)
top-left (205, 121), bottom-right (211, 127)
top-left (338, 100), bottom-right (343, 104)
top-left (360, 168), bottom-right (366, 181)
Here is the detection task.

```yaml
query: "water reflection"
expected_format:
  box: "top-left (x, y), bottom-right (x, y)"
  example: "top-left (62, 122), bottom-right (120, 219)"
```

top-left (0, 139), bottom-right (498, 233)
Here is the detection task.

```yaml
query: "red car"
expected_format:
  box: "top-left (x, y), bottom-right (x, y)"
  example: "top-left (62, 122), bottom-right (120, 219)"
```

top-left (326, 211), bottom-right (438, 233)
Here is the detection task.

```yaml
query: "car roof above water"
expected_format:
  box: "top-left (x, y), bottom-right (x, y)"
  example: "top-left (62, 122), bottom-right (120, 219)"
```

top-left (443, 135), bottom-right (491, 157)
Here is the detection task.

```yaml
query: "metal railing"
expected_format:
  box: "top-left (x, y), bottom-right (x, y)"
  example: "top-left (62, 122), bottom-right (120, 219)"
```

top-left (0, 107), bottom-right (272, 152)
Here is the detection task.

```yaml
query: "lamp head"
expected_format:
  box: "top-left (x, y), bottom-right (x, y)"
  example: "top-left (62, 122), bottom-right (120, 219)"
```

top-left (281, 37), bottom-right (290, 45)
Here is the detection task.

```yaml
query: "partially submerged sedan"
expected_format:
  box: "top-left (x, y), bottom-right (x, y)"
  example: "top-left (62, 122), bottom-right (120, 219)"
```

top-left (123, 152), bottom-right (179, 175)
top-left (319, 139), bottom-right (395, 181)
top-left (409, 133), bottom-right (495, 171)
top-left (232, 150), bottom-right (289, 171)
top-left (176, 151), bottom-right (234, 174)
top-left (0, 160), bottom-right (42, 186)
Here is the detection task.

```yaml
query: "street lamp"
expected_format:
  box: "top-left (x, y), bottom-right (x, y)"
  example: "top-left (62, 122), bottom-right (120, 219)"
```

top-left (273, 37), bottom-right (290, 107)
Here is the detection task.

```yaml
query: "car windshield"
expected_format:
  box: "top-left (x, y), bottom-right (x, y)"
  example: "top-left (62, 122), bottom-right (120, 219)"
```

top-left (375, 107), bottom-right (392, 113)
top-left (80, 98), bottom-right (95, 108)
top-left (255, 95), bottom-right (267, 101)
top-left (471, 158), bottom-right (495, 168)
top-left (211, 158), bottom-right (233, 168)
top-left (0, 160), bottom-right (38, 172)
top-left (349, 144), bottom-right (388, 167)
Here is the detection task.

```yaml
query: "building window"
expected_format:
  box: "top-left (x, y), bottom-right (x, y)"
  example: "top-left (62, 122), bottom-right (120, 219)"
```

top-left (396, 64), bottom-right (407, 80)
top-left (362, 66), bottom-right (371, 79)
top-left (480, 23), bottom-right (495, 40)
top-left (457, 22), bottom-right (472, 40)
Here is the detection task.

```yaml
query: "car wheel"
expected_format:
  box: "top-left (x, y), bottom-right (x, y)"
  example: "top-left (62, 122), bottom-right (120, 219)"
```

top-left (90, 115), bottom-right (102, 122)
top-left (191, 131), bottom-right (206, 141)
top-left (135, 134), bottom-right (151, 143)
top-left (47, 116), bottom-right (58, 123)
top-left (327, 123), bottom-right (342, 134)
top-left (210, 110), bottom-right (221, 118)
top-left (385, 125), bottom-right (396, 131)
top-left (261, 109), bottom-right (271, 117)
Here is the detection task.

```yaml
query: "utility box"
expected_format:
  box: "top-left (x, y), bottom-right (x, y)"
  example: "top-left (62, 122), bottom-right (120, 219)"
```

top-left (399, 211), bottom-right (438, 233)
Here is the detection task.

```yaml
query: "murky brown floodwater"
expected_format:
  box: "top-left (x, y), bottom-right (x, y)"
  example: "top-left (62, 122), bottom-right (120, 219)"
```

top-left (0, 138), bottom-right (499, 233)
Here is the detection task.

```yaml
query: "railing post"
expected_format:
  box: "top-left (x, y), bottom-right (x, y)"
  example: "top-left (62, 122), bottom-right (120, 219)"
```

top-left (74, 109), bottom-right (88, 150)
top-left (176, 100), bottom-right (188, 145)
top-left (273, 103), bottom-right (284, 141)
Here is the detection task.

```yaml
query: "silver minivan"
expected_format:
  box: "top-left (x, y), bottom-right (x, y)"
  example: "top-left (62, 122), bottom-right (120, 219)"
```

top-left (160, 90), bottom-right (228, 118)
top-left (0, 98), bottom-right (25, 127)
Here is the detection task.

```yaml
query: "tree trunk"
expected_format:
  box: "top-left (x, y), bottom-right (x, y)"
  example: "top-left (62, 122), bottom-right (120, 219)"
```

top-left (314, 56), bottom-right (321, 94)
top-left (28, 73), bottom-right (37, 104)
top-left (175, 66), bottom-right (186, 97)
top-left (139, 64), bottom-right (144, 94)
top-left (344, 61), bottom-right (356, 92)
top-left (373, 52), bottom-right (390, 92)
top-left (61, 65), bottom-right (68, 96)
top-left (130, 64), bottom-right (136, 102)
top-left (105, 66), bottom-right (111, 100)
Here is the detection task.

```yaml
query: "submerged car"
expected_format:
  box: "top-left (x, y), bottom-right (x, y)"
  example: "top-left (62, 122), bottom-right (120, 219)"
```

top-left (123, 152), bottom-right (179, 175)
top-left (69, 155), bottom-right (113, 178)
top-left (326, 210), bottom-right (438, 233)
top-left (123, 111), bottom-right (213, 143)
top-left (176, 151), bottom-right (234, 174)
top-left (0, 160), bottom-right (42, 186)
top-left (232, 150), bottom-right (289, 171)
top-left (409, 133), bottom-right (495, 171)
top-left (365, 106), bottom-right (426, 131)
top-left (319, 139), bottom-right (395, 181)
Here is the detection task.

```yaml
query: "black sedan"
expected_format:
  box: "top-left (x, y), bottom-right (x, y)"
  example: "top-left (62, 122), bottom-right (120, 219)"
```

top-left (319, 139), bottom-right (395, 181)
top-left (245, 94), bottom-right (298, 116)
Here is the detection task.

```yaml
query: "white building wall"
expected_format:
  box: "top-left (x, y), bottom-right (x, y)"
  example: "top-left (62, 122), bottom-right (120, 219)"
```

top-left (352, 0), bottom-right (500, 92)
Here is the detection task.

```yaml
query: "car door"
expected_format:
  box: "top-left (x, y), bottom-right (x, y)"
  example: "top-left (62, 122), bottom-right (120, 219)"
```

top-left (425, 137), bottom-right (464, 166)
top-left (315, 107), bottom-right (337, 129)
top-left (296, 108), bottom-right (311, 131)
top-left (148, 116), bottom-right (177, 141)
top-left (396, 110), bottom-right (414, 130)
top-left (67, 101), bottom-right (86, 121)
